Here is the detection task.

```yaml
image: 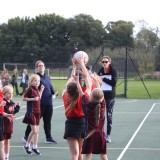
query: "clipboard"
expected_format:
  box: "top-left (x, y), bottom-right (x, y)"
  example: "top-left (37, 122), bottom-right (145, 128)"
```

top-left (101, 75), bottom-right (112, 91)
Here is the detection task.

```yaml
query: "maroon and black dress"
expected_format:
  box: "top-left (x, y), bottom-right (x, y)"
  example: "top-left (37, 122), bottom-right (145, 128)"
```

top-left (82, 95), bottom-right (107, 154)
top-left (3, 99), bottom-right (20, 139)
top-left (22, 86), bottom-right (41, 126)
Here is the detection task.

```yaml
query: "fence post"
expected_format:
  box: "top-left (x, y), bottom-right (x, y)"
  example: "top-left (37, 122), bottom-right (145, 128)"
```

top-left (124, 47), bottom-right (128, 98)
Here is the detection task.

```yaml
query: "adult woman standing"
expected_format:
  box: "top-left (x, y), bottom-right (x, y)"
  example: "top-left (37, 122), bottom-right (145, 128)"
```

top-left (97, 55), bottom-right (118, 143)
top-left (23, 60), bottom-right (58, 144)
top-left (20, 69), bottom-right (29, 95)
top-left (10, 69), bottom-right (19, 96)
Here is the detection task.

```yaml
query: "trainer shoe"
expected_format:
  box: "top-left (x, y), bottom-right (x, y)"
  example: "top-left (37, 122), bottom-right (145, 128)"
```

top-left (106, 135), bottom-right (111, 143)
top-left (45, 137), bottom-right (57, 144)
top-left (23, 146), bottom-right (32, 155)
top-left (32, 148), bottom-right (41, 155)
top-left (22, 136), bottom-right (27, 143)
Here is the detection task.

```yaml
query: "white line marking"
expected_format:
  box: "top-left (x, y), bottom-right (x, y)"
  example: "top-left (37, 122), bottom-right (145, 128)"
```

top-left (20, 106), bottom-right (26, 109)
top-left (15, 104), bottom-right (63, 120)
top-left (116, 100), bottom-right (138, 103)
top-left (15, 116), bottom-right (24, 120)
top-left (116, 103), bottom-right (156, 160)
top-left (53, 105), bottom-right (64, 109)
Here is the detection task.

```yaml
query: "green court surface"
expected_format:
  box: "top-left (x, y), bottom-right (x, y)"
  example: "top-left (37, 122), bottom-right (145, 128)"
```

top-left (9, 98), bottom-right (160, 160)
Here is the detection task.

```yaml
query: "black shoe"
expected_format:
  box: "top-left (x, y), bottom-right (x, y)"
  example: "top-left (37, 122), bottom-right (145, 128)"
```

top-left (32, 148), bottom-right (41, 155)
top-left (23, 146), bottom-right (32, 155)
top-left (45, 137), bottom-right (57, 144)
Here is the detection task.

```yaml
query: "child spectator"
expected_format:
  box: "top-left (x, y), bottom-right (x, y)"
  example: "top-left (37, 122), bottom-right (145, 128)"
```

top-left (22, 74), bottom-right (44, 155)
top-left (3, 85), bottom-right (20, 160)
top-left (0, 69), bottom-right (10, 87)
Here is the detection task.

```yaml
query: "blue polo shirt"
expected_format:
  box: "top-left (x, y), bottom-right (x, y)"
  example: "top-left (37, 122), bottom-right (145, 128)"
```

top-left (37, 73), bottom-right (55, 106)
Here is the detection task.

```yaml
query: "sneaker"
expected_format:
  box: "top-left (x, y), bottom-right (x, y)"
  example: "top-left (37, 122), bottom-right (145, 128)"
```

top-left (45, 137), bottom-right (57, 144)
top-left (106, 135), bottom-right (111, 143)
top-left (22, 136), bottom-right (27, 143)
top-left (23, 146), bottom-right (32, 155)
top-left (32, 148), bottom-right (41, 155)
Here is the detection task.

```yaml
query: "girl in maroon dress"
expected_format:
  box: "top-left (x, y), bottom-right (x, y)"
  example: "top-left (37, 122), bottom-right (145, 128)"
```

top-left (73, 70), bottom-right (108, 160)
top-left (81, 88), bottom-right (108, 160)
top-left (22, 74), bottom-right (44, 155)
top-left (3, 85), bottom-right (20, 160)
top-left (0, 81), bottom-right (15, 160)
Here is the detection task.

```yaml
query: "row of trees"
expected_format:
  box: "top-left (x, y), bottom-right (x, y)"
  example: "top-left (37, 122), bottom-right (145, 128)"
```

top-left (0, 13), bottom-right (160, 70)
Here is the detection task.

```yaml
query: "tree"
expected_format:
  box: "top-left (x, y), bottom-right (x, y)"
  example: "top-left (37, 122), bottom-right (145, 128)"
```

top-left (64, 14), bottom-right (107, 55)
top-left (155, 44), bottom-right (160, 71)
top-left (135, 28), bottom-right (159, 50)
top-left (105, 20), bottom-right (134, 49)
top-left (0, 13), bottom-right (108, 63)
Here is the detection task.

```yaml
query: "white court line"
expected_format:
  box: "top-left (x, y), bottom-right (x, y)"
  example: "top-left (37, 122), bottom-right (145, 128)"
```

top-left (15, 116), bottom-right (24, 120)
top-left (116, 103), bottom-right (156, 160)
top-left (15, 104), bottom-right (63, 120)
top-left (116, 100), bottom-right (138, 103)
top-left (20, 106), bottom-right (26, 109)
top-left (53, 105), bottom-right (64, 109)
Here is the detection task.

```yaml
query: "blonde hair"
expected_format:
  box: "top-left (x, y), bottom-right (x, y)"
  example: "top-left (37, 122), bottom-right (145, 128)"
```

top-left (3, 85), bottom-right (13, 95)
top-left (90, 88), bottom-right (104, 103)
top-left (29, 74), bottom-right (40, 85)
top-left (14, 68), bottom-right (18, 73)
top-left (86, 88), bottom-right (104, 139)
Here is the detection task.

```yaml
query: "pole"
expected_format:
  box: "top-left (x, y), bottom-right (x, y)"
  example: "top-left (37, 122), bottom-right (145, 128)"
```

top-left (124, 46), bottom-right (128, 98)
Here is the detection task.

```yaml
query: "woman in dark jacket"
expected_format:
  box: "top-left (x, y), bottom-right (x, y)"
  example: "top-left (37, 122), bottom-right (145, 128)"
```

top-left (97, 55), bottom-right (118, 143)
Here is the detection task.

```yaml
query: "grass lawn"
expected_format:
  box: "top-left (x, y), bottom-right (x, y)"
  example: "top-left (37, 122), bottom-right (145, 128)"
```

top-left (52, 79), bottom-right (160, 99)
top-left (52, 79), bottom-right (67, 97)
top-left (15, 79), bottom-right (160, 99)
top-left (116, 79), bottom-right (160, 98)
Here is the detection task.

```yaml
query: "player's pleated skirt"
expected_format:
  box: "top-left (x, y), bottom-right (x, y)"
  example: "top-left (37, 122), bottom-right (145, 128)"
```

top-left (63, 117), bottom-right (86, 139)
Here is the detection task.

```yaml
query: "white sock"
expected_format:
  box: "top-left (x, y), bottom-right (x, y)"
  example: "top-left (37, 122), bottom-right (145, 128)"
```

top-left (32, 144), bottom-right (37, 149)
top-left (25, 142), bottom-right (31, 148)
top-left (5, 153), bottom-right (9, 158)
